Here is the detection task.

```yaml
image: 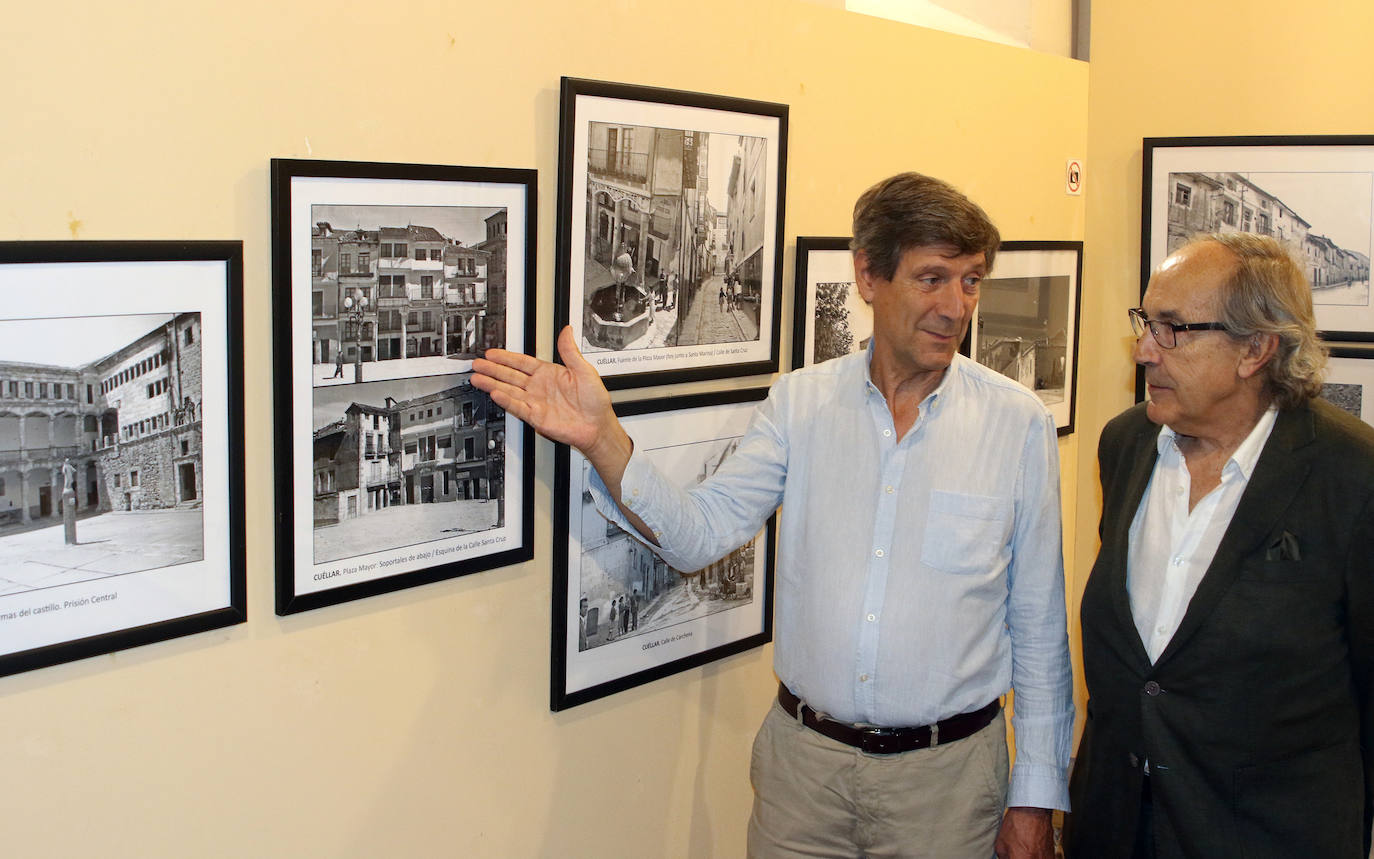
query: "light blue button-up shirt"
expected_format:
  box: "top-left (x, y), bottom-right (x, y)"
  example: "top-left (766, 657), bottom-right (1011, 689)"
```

top-left (591, 350), bottom-right (1073, 810)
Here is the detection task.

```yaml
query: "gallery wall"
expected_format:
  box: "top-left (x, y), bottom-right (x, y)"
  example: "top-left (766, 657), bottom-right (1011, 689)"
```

top-left (0, 1), bottom-right (1093, 856)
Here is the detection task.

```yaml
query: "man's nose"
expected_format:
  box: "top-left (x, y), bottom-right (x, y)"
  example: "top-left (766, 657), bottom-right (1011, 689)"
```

top-left (1132, 327), bottom-right (1160, 364)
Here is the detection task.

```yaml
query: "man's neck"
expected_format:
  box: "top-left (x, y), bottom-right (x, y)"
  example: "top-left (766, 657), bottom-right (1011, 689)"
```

top-left (868, 350), bottom-right (950, 440)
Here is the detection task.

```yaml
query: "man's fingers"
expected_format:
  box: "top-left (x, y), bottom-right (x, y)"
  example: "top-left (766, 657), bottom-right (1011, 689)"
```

top-left (473, 357), bottom-right (532, 390)
top-left (555, 326), bottom-right (593, 374)
top-left (479, 347), bottom-right (548, 377)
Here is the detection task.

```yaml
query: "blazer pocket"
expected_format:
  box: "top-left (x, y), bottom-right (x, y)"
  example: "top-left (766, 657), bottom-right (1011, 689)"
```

top-left (1235, 558), bottom-right (1317, 584)
top-left (921, 491), bottom-right (1010, 575)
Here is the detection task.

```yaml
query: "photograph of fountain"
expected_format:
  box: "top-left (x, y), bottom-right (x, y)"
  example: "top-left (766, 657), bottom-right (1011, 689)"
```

top-left (557, 78), bottom-right (788, 389)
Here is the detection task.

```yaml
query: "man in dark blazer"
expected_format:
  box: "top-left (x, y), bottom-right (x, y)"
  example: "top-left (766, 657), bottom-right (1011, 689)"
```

top-left (1065, 233), bottom-right (1374, 858)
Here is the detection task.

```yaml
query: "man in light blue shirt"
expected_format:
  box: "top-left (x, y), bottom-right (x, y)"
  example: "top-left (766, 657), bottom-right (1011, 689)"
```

top-left (475, 173), bottom-right (1072, 858)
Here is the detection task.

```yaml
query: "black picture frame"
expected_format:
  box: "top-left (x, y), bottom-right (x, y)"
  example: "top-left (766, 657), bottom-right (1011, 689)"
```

top-left (555, 77), bottom-right (788, 390)
top-left (271, 159), bottom-right (536, 615)
top-left (969, 240), bottom-right (1083, 436)
top-left (551, 388), bottom-right (776, 711)
top-left (1142, 135), bottom-right (1374, 343)
top-left (791, 236), bottom-right (862, 369)
top-left (1322, 342), bottom-right (1374, 428)
top-left (0, 240), bottom-right (246, 677)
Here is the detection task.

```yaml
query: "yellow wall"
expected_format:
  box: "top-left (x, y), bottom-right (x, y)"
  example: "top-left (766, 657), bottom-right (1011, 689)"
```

top-left (0, 2), bottom-right (1089, 856)
top-left (1072, 0), bottom-right (1374, 726)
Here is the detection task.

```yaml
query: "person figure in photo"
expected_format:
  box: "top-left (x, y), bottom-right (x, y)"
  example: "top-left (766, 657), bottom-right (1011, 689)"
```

top-left (578, 595), bottom-right (589, 652)
top-left (1063, 233), bottom-right (1374, 859)
top-left (719, 282), bottom-right (727, 312)
top-left (607, 597), bottom-right (618, 642)
top-left (474, 172), bottom-right (1072, 859)
top-left (331, 348), bottom-right (345, 379)
top-left (630, 590), bottom-right (639, 631)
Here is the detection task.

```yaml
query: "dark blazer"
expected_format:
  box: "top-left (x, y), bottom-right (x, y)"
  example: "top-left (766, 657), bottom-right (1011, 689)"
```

top-left (1065, 400), bottom-right (1374, 859)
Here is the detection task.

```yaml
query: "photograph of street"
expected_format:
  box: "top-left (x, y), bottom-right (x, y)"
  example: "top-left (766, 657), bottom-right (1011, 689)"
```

top-left (1166, 170), bottom-right (1372, 307)
top-left (312, 372), bottom-right (506, 565)
top-left (579, 124), bottom-right (767, 353)
top-left (0, 313), bottom-right (205, 596)
top-left (976, 274), bottom-right (1072, 408)
top-left (310, 204), bottom-right (510, 387)
top-left (574, 437), bottom-right (757, 652)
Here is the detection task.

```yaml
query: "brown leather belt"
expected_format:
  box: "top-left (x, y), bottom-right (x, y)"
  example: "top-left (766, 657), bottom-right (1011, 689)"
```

top-left (777, 683), bottom-right (1000, 755)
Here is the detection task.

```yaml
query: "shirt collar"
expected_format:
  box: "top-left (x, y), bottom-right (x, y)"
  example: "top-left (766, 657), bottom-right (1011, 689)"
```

top-left (861, 341), bottom-right (960, 409)
top-left (1156, 405), bottom-right (1279, 480)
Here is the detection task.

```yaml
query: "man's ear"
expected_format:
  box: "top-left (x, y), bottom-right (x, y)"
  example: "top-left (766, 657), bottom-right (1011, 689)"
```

top-left (853, 250), bottom-right (877, 303)
top-left (1237, 332), bottom-right (1280, 380)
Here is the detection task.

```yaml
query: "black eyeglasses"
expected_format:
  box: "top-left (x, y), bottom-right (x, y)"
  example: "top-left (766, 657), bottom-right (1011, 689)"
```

top-left (1128, 307), bottom-right (1228, 349)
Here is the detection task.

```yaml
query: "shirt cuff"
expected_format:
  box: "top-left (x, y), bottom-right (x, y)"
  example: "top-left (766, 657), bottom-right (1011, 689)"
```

top-left (587, 448), bottom-right (664, 544)
top-left (1007, 762), bottom-right (1070, 812)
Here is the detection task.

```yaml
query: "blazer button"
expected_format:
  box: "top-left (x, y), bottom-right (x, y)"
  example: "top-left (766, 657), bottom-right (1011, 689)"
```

top-left (1143, 681), bottom-right (1162, 696)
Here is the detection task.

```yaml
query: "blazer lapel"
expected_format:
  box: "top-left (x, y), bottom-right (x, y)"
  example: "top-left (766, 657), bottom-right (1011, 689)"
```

top-left (1152, 405), bottom-right (1317, 670)
top-left (1106, 416), bottom-right (1162, 671)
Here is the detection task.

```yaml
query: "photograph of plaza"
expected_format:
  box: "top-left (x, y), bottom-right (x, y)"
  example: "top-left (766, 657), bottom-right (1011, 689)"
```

top-left (976, 273), bottom-right (1072, 408)
top-left (312, 373), bottom-right (506, 565)
top-left (310, 204), bottom-right (509, 386)
top-left (0, 313), bottom-right (204, 596)
top-left (580, 125), bottom-right (767, 352)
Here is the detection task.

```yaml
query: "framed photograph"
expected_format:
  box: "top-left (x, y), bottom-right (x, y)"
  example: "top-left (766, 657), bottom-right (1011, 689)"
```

top-left (551, 388), bottom-right (776, 711)
top-left (792, 236), bottom-right (870, 368)
top-left (969, 241), bottom-right (1083, 436)
top-left (555, 77), bottom-right (788, 389)
top-left (0, 241), bottom-right (246, 677)
top-left (271, 159), bottom-right (536, 615)
top-left (1321, 344), bottom-right (1374, 428)
top-left (1143, 136), bottom-right (1374, 341)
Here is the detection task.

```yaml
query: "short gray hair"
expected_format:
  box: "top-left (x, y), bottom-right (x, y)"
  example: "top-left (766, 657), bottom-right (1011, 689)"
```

top-left (1188, 232), bottom-right (1327, 408)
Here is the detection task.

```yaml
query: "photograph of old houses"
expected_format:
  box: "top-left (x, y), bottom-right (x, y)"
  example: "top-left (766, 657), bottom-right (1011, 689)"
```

top-left (976, 274), bottom-right (1072, 406)
top-left (310, 204), bottom-right (509, 386)
top-left (0, 313), bottom-right (204, 595)
top-left (579, 124), bottom-right (768, 353)
top-left (574, 436), bottom-right (757, 652)
top-left (1166, 171), bottom-right (1372, 308)
top-left (312, 373), bottom-right (506, 565)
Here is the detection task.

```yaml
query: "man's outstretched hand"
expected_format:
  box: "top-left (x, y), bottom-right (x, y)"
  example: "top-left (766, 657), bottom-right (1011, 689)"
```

top-left (473, 325), bottom-right (633, 485)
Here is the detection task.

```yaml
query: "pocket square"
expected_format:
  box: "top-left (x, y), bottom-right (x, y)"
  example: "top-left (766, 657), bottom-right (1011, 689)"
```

top-left (1264, 530), bottom-right (1301, 561)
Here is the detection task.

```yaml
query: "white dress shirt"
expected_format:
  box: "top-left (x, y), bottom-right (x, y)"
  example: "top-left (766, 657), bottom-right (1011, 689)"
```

top-left (1127, 407), bottom-right (1279, 663)
top-left (590, 351), bottom-right (1074, 810)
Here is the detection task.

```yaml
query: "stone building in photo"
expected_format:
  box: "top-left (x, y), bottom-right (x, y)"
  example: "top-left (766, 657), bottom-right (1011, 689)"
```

top-left (0, 312), bottom-right (202, 526)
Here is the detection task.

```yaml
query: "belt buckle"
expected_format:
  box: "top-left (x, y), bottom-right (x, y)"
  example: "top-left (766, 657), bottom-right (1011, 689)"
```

top-left (861, 726), bottom-right (892, 755)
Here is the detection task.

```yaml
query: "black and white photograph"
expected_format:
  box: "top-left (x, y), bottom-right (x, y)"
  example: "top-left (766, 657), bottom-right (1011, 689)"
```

top-left (0, 242), bottom-right (245, 678)
top-left (552, 389), bottom-right (775, 711)
top-left (1144, 136), bottom-right (1374, 340)
top-left (969, 241), bottom-right (1083, 435)
top-left (792, 236), bottom-right (877, 368)
top-left (1322, 345), bottom-right (1374, 428)
top-left (556, 78), bottom-right (787, 389)
top-left (272, 159), bottom-right (536, 615)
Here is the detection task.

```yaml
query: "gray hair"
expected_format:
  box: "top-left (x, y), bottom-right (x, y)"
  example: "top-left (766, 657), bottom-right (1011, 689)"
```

top-left (1189, 232), bottom-right (1327, 408)
top-left (850, 173), bottom-right (1000, 281)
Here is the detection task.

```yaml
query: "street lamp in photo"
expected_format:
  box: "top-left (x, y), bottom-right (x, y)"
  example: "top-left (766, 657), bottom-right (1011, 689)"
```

top-left (342, 290), bottom-right (369, 384)
top-left (487, 428), bottom-right (505, 528)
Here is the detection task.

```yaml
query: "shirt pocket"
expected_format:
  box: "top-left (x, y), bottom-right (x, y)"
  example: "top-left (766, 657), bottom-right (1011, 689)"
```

top-left (921, 491), bottom-right (1011, 575)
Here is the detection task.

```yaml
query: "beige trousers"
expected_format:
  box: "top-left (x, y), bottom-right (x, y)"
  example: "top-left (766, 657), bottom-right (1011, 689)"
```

top-left (747, 699), bottom-right (1008, 858)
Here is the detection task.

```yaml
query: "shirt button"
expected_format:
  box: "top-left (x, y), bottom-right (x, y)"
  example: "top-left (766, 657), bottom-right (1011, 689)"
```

top-left (1170, 556), bottom-right (1183, 566)
top-left (653, 531), bottom-right (662, 540)
top-left (874, 548), bottom-right (884, 558)
top-left (885, 486), bottom-right (894, 494)
top-left (631, 489), bottom-right (640, 497)
top-left (1156, 625), bottom-right (1169, 635)
top-left (882, 429), bottom-right (892, 437)
top-left (859, 674), bottom-right (869, 682)
top-left (1143, 681), bottom-right (1162, 696)
top-left (866, 613), bottom-right (876, 622)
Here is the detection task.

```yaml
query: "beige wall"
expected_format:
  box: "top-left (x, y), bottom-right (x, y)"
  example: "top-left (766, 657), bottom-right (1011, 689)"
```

top-left (0, 2), bottom-right (1091, 856)
top-left (1071, 0), bottom-right (1374, 727)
